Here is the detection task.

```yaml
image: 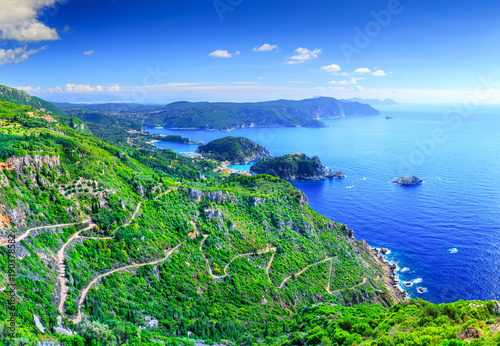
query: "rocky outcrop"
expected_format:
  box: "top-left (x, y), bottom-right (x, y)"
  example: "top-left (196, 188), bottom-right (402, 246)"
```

top-left (204, 208), bottom-right (224, 219)
top-left (392, 175), bottom-right (423, 186)
top-left (250, 153), bottom-right (337, 181)
top-left (328, 171), bottom-right (345, 178)
top-left (0, 154), bottom-right (60, 173)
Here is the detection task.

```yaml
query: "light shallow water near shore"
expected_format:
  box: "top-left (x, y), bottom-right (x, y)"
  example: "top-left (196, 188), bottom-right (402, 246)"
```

top-left (149, 104), bottom-right (500, 303)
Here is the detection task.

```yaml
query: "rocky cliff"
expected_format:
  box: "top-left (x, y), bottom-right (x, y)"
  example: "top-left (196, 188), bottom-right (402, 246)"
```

top-left (250, 153), bottom-right (334, 180)
top-left (0, 154), bottom-right (60, 173)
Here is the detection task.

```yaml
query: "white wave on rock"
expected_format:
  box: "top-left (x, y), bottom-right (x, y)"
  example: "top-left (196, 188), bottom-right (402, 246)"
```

top-left (412, 278), bottom-right (423, 284)
top-left (417, 286), bottom-right (427, 294)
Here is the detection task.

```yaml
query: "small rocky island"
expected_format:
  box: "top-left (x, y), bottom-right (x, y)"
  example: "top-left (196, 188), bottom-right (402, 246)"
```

top-left (195, 136), bottom-right (271, 164)
top-left (250, 153), bottom-right (340, 181)
top-left (392, 175), bottom-right (423, 186)
top-left (331, 171), bottom-right (346, 178)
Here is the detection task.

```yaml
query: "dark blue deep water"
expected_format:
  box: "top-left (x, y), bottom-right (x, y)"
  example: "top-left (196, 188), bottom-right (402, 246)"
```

top-left (149, 104), bottom-right (500, 303)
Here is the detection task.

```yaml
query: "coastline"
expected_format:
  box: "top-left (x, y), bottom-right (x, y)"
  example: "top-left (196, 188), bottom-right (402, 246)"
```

top-left (368, 246), bottom-right (409, 303)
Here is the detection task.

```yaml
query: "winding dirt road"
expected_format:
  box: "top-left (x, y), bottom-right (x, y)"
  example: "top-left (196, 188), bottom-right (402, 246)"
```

top-left (199, 234), bottom-right (367, 293)
top-left (57, 225), bottom-right (93, 317)
top-left (0, 219), bottom-right (91, 247)
top-left (71, 243), bottom-right (182, 324)
top-left (57, 201), bottom-right (142, 319)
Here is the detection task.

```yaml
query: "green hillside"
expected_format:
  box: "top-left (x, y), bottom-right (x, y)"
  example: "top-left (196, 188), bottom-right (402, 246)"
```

top-left (0, 97), bottom-right (388, 345)
top-left (131, 97), bottom-right (379, 130)
top-left (196, 136), bottom-right (272, 164)
top-left (0, 86), bottom-right (66, 117)
top-left (0, 94), bottom-right (499, 346)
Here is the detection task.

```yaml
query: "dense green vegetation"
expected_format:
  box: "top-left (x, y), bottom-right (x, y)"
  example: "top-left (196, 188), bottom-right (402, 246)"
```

top-left (250, 153), bottom-right (329, 181)
top-left (259, 300), bottom-right (500, 345)
top-left (0, 90), bottom-right (499, 346)
top-left (0, 86), bottom-right (66, 117)
top-left (196, 136), bottom-right (271, 164)
top-left (121, 97), bottom-right (379, 130)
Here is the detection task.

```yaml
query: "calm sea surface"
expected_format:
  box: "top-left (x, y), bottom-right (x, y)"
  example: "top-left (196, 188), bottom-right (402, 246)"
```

top-left (149, 104), bottom-right (500, 303)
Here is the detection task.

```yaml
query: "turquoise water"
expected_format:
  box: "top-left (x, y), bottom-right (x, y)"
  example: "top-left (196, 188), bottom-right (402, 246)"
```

top-left (148, 104), bottom-right (500, 303)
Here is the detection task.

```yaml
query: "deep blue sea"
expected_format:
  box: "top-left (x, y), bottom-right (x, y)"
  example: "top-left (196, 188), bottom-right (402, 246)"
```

top-left (149, 104), bottom-right (500, 303)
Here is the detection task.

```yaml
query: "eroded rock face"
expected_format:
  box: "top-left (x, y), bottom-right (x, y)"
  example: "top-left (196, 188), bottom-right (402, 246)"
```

top-left (493, 300), bottom-right (500, 315)
top-left (189, 189), bottom-right (203, 202)
top-left (0, 154), bottom-right (60, 173)
top-left (183, 189), bottom-right (238, 205)
top-left (204, 208), bottom-right (224, 219)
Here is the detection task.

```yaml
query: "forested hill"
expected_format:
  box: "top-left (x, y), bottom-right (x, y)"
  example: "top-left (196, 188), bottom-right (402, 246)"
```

top-left (135, 97), bottom-right (380, 130)
top-left (196, 136), bottom-right (272, 164)
top-left (0, 95), bottom-right (389, 345)
top-left (0, 86), bottom-right (66, 117)
top-left (1, 90), bottom-right (499, 346)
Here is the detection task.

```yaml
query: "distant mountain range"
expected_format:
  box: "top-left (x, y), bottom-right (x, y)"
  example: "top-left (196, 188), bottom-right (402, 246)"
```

top-left (137, 97), bottom-right (380, 130)
top-left (343, 97), bottom-right (398, 106)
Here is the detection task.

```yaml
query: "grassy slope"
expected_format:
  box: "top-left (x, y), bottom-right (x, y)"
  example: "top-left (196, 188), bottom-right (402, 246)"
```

top-left (0, 99), bottom-right (386, 345)
top-left (0, 96), bottom-right (498, 346)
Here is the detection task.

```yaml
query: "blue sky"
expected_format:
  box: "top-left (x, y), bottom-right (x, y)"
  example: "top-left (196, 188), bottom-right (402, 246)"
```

top-left (1, 0), bottom-right (500, 103)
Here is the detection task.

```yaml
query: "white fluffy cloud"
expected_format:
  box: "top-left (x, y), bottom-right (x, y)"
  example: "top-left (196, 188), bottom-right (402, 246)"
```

top-left (64, 84), bottom-right (107, 92)
top-left (287, 47), bottom-right (321, 64)
top-left (0, 0), bottom-right (62, 42)
top-left (107, 85), bottom-right (120, 91)
top-left (253, 43), bottom-right (278, 52)
top-left (0, 45), bottom-right (46, 65)
top-left (354, 67), bottom-right (371, 74)
top-left (337, 78), bottom-right (358, 85)
top-left (209, 50), bottom-right (233, 58)
top-left (17, 85), bottom-right (40, 92)
top-left (372, 69), bottom-right (387, 76)
top-left (84, 50), bottom-right (95, 56)
top-left (321, 64), bottom-right (341, 73)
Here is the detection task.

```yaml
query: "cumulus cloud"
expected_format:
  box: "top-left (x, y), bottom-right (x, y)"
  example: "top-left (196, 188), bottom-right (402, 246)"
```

top-left (354, 67), bottom-right (371, 74)
top-left (17, 85), bottom-right (40, 92)
top-left (354, 86), bottom-right (364, 91)
top-left (107, 84), bottom-right (121, 91)
top-left (287, 47), bottom-right (321, 64)
top-left (0, 0), bottom-right (62, 42)
top-left (253, 43), bottom-right (278, 52)
top-left (0, 45), bottom-right (46, 66)
top-left (48, 86), bottom-right (63, 92)
top-left (84, 50), bottom-right (95, 55)
top-left (64, 84), bottom-right (108, 92)
top-left (209, 50), bottom-right (233, 58)
top-left (320, 64), bottom-right (341, 73)
top-left (372, 69), bottom-right (387, 76)
top-left (337, 78), bottom-right (358, 85)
